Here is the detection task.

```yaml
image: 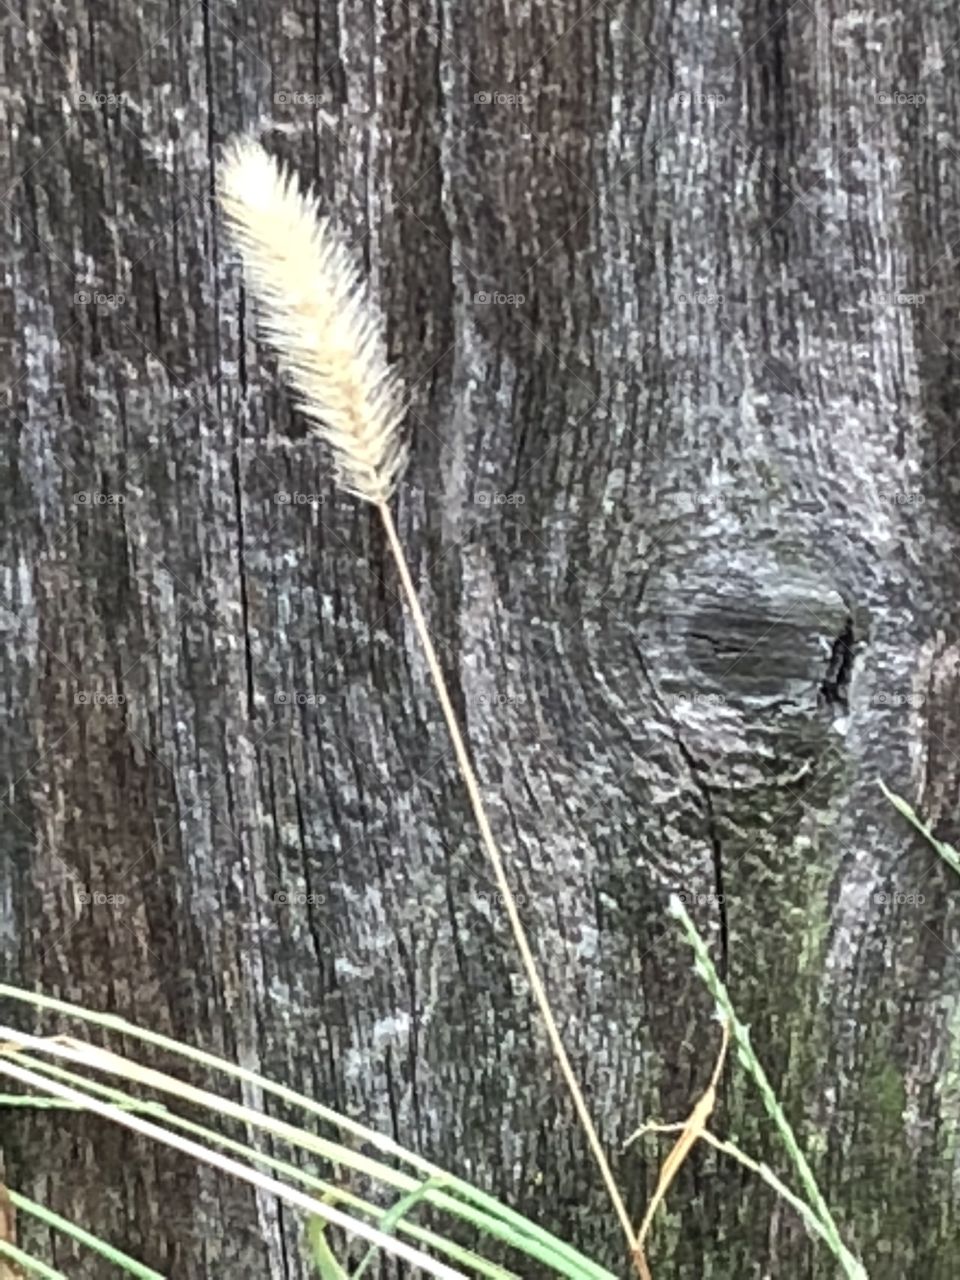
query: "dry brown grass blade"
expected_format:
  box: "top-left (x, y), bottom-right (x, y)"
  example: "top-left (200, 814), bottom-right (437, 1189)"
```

top-left (376, 505), bottom-right (639, 1256)
top-left (629, 1019), bottom-right (729, 1280)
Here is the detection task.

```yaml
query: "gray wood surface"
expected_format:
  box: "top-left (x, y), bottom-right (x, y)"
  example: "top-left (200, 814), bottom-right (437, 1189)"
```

top-left (2, 0), bottom-right (960, 1276)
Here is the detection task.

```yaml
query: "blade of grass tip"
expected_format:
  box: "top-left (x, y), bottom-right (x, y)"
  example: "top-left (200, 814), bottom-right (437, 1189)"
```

top-left (667, 895), bottom-right (867, 1280)
top-left (0, 1240), bottom-right (67, 1279)
top-left (0, 1056), bottom-right (467, 1280)
top-left (306, 1202), bottom-right (350, 1280)
top-left (878, 779), bottom-right (960, 877)
top-left (8, 1052), bottom-right (522, 1280)
top-left (351, 1177), bottom-right (449, 1280)
top-left (6, 1192), bottom-right (163, 1280)
top-left (0, 1003), bottom-right (614, 1280)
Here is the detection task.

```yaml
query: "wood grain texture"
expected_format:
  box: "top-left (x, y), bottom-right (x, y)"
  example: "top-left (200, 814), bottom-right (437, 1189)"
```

top-left (2, 0), bottom-right (960, 1276)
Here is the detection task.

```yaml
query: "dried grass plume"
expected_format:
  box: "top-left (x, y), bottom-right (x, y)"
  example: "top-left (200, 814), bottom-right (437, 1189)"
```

top-left (218, 138), bottom-right (408, 503)
top-left (219, 137), bottom-right (638, 1269)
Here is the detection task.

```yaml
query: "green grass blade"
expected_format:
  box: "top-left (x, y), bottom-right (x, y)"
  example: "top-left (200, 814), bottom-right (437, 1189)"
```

top-left (6, 1050), bottom-right (520, 1280)
top-left (351, 1177), bottom-right (449, 1280)
top-left (306, 1208), bottom-right (350, 1279)
top-left (7, 1191), bottom-right (163, 1279)
top-left (0, 1096), bottom-right (88, 1107)
top-left (879, 780), bottom-right (960, 876)
top-left (699, 1134), bottom-right (849, 1255)
top-left (0, 1239), bottom-right (68, 1278)
top-left (0, 1095), bottom-right (160, 1111)
top-left (0, 1052), bottom-right (467, 1280)
top-left (0, 1048), bottom-right (537, 1280)
top-left (667, 895), bottom-right (867, 1280)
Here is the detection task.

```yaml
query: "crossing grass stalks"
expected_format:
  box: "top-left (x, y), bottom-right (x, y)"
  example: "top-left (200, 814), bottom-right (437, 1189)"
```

top-left (0, 985), bottom-right (617, 1280)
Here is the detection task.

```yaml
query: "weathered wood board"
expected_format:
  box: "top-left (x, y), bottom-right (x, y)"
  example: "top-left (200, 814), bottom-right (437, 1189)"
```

top-left (2, 1), bottom-right (960, 1276)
